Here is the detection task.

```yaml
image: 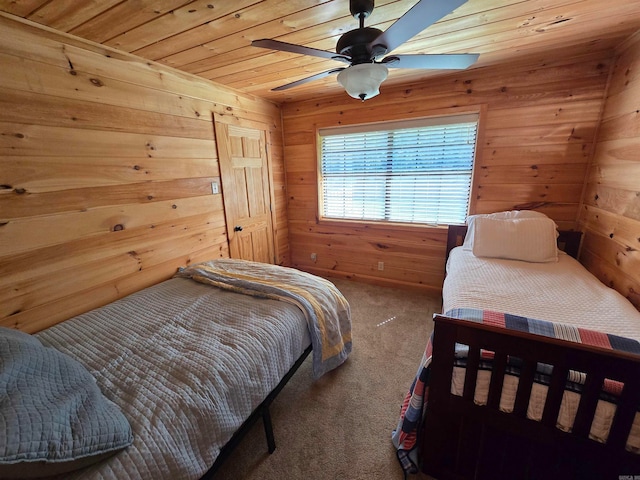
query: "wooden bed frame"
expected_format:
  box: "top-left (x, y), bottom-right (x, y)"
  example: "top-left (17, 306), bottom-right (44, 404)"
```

top-left (421, 225), bottom-right (640, 479)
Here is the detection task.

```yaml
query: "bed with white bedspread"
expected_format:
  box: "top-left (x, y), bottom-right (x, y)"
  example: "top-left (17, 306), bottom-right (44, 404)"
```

top-left (443, 247), bottom-right (640, 448)
top-left (0, 259), bottom-right (351, 479)
top-left (393, 211), bottom-right (640, 479)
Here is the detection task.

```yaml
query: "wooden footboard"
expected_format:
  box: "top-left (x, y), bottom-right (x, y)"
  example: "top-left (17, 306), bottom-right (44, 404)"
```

top-left (421, 315), bottom-right (640, 480)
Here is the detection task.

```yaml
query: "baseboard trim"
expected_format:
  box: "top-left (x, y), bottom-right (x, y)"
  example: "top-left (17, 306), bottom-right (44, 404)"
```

top-left (295, 265), bottom-right (443, 297)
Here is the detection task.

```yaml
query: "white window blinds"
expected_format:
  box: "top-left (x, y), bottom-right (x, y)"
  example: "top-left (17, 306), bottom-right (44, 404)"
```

top-left (319, 114), bottom-right (478, 226)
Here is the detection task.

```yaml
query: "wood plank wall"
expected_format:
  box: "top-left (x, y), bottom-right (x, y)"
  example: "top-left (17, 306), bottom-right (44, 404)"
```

top-left (578, 34), bottom-right (640, 310)
top-left (282, 51), bottom-right (613, 292)
top-left (0, 14), bottom-right (287, 333)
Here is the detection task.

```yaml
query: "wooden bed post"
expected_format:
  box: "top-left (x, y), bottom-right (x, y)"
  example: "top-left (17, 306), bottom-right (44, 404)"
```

top-left (421, 319), bottom-right (460, 475)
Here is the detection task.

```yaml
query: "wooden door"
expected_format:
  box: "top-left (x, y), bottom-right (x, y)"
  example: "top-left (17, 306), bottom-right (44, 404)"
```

top-left (214, 115), bottom-right (275, 264)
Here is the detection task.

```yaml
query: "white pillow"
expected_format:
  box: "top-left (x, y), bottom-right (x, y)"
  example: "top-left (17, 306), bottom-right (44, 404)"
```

top-left (463, 210), bottom-right (548, 250)
top-left (471, 216), bottom-right (559, 263)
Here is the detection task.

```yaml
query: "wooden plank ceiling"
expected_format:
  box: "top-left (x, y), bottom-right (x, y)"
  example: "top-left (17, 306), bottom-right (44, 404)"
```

top-left (2, 0), bottom-right (640, 103)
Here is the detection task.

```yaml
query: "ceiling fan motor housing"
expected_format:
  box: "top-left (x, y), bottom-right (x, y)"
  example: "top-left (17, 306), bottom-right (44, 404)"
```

top-left (336, 27), bottom-right (386, 64)
top-left (350, 0), bottom-right (374, 18)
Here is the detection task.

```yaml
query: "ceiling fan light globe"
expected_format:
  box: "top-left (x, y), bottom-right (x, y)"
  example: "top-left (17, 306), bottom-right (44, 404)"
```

top-left (337, 63), bottom-right (388, 101)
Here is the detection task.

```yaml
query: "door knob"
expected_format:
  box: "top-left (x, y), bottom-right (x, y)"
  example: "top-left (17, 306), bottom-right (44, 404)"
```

top-left (234, 225), bottom-right (243, 232)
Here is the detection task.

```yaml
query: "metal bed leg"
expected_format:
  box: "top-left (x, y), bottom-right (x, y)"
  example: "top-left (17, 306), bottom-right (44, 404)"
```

top-left (262, 406), bottom-right (276, 453)
top-left (199, 346), bottom-right (310, 479)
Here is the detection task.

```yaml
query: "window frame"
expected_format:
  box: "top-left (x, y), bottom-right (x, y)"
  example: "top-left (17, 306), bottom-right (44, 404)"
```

top-left (315, 108), bottom-right (485, 230)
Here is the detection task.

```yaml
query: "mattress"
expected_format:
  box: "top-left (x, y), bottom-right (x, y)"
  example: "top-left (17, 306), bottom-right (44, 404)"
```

top-left (35, 277), bottom-right (311, 480)
top-left (443, 247), bottom-right (640, 450)
top-left (444, 247), bottom-right (640, 340)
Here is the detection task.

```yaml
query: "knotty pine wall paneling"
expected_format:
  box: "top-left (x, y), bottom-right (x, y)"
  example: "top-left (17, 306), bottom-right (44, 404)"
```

top-left (282, 51), bottom-right (612, 292)
top-left (578, 33), bottom-right (640, 310)
top-left (0, 14), bottom-right (287, 333)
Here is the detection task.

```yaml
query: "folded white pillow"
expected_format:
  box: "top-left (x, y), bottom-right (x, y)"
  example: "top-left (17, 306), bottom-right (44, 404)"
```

top-left (471, 216), bottom-right (559, 263)
top-left (463, 210), bottom-right (548, 250)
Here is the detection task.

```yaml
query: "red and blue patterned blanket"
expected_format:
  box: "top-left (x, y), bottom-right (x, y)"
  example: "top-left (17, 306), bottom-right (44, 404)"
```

top-left (392, 308), bottom-right (640, 475)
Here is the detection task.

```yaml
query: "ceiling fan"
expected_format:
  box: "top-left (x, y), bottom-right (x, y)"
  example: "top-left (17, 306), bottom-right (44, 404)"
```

top-left (251, 0), bottom-right (479, 101)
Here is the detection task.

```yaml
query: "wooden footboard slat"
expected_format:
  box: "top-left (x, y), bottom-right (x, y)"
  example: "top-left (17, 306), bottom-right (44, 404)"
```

top-left (462, 345), bottom-right (480, 401)
top-left (572, 372), bottom-right (604, 437)
top-left (541, 365), bottom-right (569, 427)
top-left (487, 352), bottom-right (507, 410)
top-left (513, 360), bottom-right (536, 418)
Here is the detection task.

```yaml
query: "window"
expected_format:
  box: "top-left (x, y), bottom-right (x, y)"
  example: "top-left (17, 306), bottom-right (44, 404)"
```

top-left (318, 113), bottom-right (478, 226)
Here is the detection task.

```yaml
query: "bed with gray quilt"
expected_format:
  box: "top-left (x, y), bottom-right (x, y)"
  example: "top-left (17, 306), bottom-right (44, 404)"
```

top-left (0, 259), bottom-right (352, 479)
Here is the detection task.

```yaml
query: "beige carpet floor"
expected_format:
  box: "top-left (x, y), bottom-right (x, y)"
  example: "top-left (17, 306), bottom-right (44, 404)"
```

top-left (213, 277), bottom-right (441, 480)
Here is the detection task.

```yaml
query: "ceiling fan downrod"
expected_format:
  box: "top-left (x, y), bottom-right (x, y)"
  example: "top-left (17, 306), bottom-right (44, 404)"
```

top-left (338, 0), bottom-right (386, 64)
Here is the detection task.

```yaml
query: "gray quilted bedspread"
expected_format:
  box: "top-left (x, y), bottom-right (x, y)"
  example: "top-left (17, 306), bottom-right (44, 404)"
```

top-left (35, 277), bottom-right (311, 480)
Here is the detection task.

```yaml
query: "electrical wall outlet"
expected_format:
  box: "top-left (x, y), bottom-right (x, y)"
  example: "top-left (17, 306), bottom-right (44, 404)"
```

top-left (378, 261), bottom-right (384, 271)
top-left (310, 253), bottom-right (317, 262)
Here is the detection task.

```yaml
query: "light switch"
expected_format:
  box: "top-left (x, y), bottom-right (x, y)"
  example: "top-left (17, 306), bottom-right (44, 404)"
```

top-left (211, 182), bottom-right (219, 194)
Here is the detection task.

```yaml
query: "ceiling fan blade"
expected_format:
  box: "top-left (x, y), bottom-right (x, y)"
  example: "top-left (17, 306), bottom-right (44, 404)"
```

top-left (369, 0), bottom-right (467, 54)
top-left (252, 39), bottom-right (350, 63)
top-left (272, 68), bottom-right (345, 91)
top-left (381, 53), bottom-right (479, 70)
